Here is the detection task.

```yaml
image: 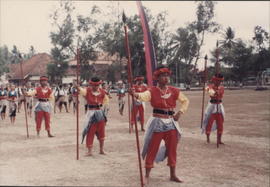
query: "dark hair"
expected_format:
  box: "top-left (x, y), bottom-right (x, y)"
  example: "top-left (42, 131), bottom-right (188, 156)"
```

top-left (214, 73), bottom-right (224, 78)
top-left (91, 77), bottom-right (100, 82)
top-left (155, 65), bottom-right (169, 71)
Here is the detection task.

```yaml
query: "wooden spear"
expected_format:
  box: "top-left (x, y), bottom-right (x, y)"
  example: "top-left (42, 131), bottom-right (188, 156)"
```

top-left (200, 55), bottom-right (208, 129)
top-left (19, 54), bottom-right (29, 138)
top-left (76, 48), bottom-right (80, 160)
top-left (123, 11), bottom-right (144, 187)
top-left (216, 41), bottom-right (220, 148)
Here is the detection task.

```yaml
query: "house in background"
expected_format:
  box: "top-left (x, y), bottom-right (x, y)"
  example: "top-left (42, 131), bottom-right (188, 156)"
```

top-left (7, 52), bottom-right (127, 85)
top-left (66, 52), bottom-right (127, 84)
top-left (7, 53), bottom-right (53, 85)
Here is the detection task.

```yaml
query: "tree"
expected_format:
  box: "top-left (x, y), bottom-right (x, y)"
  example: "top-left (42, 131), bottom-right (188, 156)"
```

top-left (76, 5), bottom-right (101, 81)
top-left (188, 1), bottom-right (220, 81)
top-left (253, 26), bottom-right (269, 52)
top-left (0, 45), bottom-right (11, 76)
top-left (251, 26), bottom-right (270, 75)
top-left (49, 1), bottom-right (103, 83)
top-left (169, 27), bottom-right (199, 85)
top-left (97, 5), bottom-right (172, 81)
top-left (220, 27), bottom-right (236, 50)
top-left (230, 40), bottom-right (253, 83)
top-left (48, 1), bottom-right (75, 83)
top-left (10, 45), bottom-right (21, 64)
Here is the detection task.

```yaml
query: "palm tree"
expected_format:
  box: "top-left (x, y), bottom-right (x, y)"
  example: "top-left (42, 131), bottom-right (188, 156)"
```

top-left (220, 27), bottom-right (237, 50)
top-left (218, 27), bottom-right (237, 66)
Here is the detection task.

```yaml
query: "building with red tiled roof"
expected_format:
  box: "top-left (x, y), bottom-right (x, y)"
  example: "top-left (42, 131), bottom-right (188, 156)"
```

top-left (7, 53), bottom-right (53, 84)
top-left (7, 52), bottom-right (127, 84)
top-left (65, 52), bottom-right (127, 84)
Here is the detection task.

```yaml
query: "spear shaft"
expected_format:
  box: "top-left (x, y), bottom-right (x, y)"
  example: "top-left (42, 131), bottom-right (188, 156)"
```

top-left (123, 12), bottom-right (144, 187)
top-left (200, 55), bottom-right (208, 129)
top-left (76, 48), bottom-right (80, 160)
top-left (19, 57), bottom-right (29, 138)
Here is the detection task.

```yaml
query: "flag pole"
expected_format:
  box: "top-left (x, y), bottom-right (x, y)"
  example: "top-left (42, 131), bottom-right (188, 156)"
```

top-left (123, 11), bottom-right (144, 187)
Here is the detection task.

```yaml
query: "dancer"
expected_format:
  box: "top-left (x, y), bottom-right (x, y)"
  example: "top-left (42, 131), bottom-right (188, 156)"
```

top-left (130, 66), bottom-right (189, 184)
top-left (201, 73), bottom-right (225, 146)
top-left (79, 77), bottom-right (109, 156)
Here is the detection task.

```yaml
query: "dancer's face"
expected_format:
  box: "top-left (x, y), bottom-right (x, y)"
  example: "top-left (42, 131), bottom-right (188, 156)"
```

top-left (40, 80), bottom-right (48, 87)
top-left (92, 85), bottom-right (99, 92)
top-left (158, 73), bottom-right (169, 85)
top-left (213, 80), bottom-right (221, 87)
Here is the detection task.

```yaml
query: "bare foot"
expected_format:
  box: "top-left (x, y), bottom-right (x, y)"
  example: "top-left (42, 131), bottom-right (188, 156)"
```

top-left (143, 176), bottom-right (149, 186)
top-left (170, 176), bottom-right (183, 183)
top-left (99, 150), bottom-right (106, 155)
top-left (85, 152), bottom-right (92, 157)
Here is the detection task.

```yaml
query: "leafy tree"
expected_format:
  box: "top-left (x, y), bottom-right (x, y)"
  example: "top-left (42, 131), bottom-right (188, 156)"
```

top-left (76, 5), bottom-right (101, 81)
top-left (0, 45), bottom-right (12, 75)
top-left (187, 1), bottom-right (220, 81)
top-left (253, 26), bottom-right (269, 52)
top-left (220, 27), bottom-right (236, 50)
top-left (97, 5), bottom-right (172, 81)
top-left (251, 26), bottom-right (270, 75)
top-left (10, 45), bottom-right (21, 64)
top-left (169, 27), bottom-right (199, 85)
top-left (48, 1), bottom-right (75, 83)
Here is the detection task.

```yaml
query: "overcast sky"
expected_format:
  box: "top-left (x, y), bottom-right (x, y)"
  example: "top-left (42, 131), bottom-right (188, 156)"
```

top-left (0, 0), bottom-right (269, 68)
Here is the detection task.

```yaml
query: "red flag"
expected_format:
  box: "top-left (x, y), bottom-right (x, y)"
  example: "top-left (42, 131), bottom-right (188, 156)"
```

top-left (136, 1), bottom-right (157, 86)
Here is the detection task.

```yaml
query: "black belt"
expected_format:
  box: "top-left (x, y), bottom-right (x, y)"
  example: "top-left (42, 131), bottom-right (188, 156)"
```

top-left (88, 104), bottom-right (103, 109)
top-left (210, 99), bottom-right (222, 103)
top-left (38, 99), bottom-right (49, 102)
top-left (153, 109), bottom-right (175, 116)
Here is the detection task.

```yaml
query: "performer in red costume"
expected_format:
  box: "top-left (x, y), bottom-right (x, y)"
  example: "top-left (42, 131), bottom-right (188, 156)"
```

top-left (131, 76), bottom-right (148, 132)
top-left (79, 77), bottom-right (109, 156)
top-left (201, 73), bottom-right (225, 145)
top-left (25, 76), bottom-right (54, 137)
top-left (131, 65), bottom-right (189, 184)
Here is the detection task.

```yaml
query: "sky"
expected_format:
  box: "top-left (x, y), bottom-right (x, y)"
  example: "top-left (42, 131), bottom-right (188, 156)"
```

top-left (0, 0), bottom-right (269, 69)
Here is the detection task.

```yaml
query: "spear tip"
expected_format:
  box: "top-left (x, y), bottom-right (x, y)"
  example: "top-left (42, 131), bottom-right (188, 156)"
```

top-left (122, 11), bottom-right (127, 24)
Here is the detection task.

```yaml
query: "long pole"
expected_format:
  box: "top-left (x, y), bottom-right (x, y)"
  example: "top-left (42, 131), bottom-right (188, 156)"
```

top-left (19, 56), bottom-right (29, 138)
top-left (76, 48), bottom-right (80, 160)
top-left (200, 55), bottom-right (208, 129)
top-left (128, 93), bottom-right (131, 133)
top-left (123, 12), bottom-right (144, 187)
top-left (216, 41), bottom-right (220, 148)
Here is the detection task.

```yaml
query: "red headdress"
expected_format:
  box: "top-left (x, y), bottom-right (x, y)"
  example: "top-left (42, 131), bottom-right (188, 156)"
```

top-left (134, 76), bottom-right (144, 81)
top-left (89, 78), bottom-right (103, 86)
top-left (153, 67), bottom-right (172, 80)
top-left (40, 76), bottom-right (48, 81)
top-left (211, 74), bottom-right (224, 82)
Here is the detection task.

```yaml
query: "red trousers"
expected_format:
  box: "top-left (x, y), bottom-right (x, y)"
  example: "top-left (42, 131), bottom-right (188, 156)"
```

top-left (145, 129), bottom-right (178, 168)
top-left (206, 113), bottom-right (224, 135)
top-left (131, 104), bottom-right (144, 125)
top-left (36, 111), bottom-right (50, 131)
top-left (86, 120), bottom-right (105, 148)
